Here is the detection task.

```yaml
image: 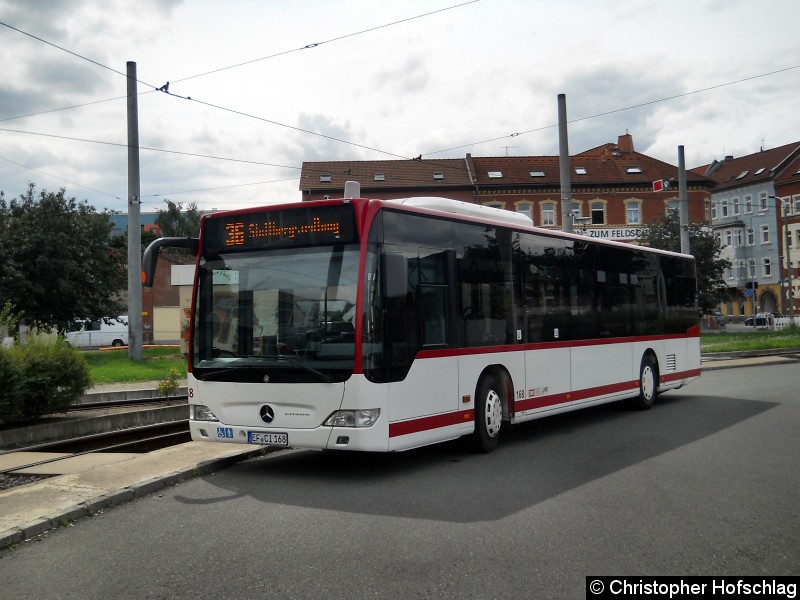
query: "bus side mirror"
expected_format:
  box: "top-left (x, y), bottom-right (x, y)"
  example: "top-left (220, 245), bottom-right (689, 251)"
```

top-left (142, 237), bottom-right (198, 287)
top-left (382, 252), bottom-right (408, 298)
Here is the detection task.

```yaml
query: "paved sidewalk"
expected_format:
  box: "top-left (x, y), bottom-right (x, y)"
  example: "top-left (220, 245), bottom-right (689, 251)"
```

top-left (1, 442), bottom-right (268, 548)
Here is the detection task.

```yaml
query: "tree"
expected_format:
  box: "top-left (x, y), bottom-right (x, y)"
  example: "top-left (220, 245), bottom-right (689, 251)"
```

top-left (642, 210), bottom-right (730, 314)
top-left (0, 185), bottom-right (127, 331)
top-left (155, 200), bottom-right (201, 237)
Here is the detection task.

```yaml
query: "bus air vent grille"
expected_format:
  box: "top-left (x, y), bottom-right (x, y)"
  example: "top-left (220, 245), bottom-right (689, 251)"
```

top-left (665, 354), bottom-right (677, 372)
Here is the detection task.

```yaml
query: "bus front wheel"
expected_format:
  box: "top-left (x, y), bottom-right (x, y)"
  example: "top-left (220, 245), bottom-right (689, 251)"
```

top-left (472, 373), bottom-right (503, 453)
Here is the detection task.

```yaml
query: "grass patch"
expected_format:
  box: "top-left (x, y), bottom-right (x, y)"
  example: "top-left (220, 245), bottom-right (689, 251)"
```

top-left (83, 346), bottom-right (187, 385)
top-left (701, 328), bottom-right (800, 353)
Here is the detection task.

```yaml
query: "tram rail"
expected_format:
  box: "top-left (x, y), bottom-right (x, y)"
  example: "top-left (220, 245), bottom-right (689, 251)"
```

top-left (0, 420), bottom-right (191, 477)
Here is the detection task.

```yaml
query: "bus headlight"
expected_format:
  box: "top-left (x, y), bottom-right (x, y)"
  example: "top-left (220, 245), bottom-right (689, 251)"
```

top-left (324, 409), bottom-right (380, 428)
top-left (191, 404), bottom-right (219, 422)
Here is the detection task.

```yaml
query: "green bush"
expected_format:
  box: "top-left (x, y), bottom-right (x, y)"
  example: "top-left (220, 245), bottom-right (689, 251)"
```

top-left (0, 337), bottom-right (90, 423)
top-left (0, 348), bottom-right (19, 419)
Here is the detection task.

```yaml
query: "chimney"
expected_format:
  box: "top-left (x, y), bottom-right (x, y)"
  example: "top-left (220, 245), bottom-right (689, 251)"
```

top-left (617, 133), bottom-right (634, 153)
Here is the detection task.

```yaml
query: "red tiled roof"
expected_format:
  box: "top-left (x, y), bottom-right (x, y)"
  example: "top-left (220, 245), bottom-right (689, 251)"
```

top-left (471, 153), bottom-right (711, 187)
top-left (300, 158), bottom-right (473, 191)
top-left (700, 142), bottom-right (800, 191)
top-left (299, 133), bottom-right (718, 193)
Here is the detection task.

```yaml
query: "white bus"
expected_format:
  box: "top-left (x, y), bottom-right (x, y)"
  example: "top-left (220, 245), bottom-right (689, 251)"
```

top-left (143, 192), bottom-right (700, 453)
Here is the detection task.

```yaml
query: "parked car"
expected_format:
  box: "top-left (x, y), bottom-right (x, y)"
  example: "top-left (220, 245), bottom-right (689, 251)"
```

top-left (744, 313), bottom-right (779, 327)
top-left (64, 316), bottom-right (128, 348)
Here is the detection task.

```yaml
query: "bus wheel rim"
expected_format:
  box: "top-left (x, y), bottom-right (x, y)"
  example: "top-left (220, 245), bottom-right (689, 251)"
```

top-left (484, 389), bottom-right (502, 437)
top-left (642, 365), bottom-right (655, 400)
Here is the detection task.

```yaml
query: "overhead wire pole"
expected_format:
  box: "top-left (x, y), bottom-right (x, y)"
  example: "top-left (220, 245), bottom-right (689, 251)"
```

top-left (557, 94), bottom-right (573, 233)
top-left (678, 145), bottom-right (690, 255)
top-left (126, 61), bottom-right (143, 361)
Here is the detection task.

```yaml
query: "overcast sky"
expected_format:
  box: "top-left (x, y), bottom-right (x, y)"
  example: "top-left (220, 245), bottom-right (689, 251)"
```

top-left (1, 0), bottom-right (798, 214)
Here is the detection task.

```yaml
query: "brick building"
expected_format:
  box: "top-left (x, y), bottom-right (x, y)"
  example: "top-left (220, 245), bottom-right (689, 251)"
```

top-left (300, 133), bottom-right (713, 243)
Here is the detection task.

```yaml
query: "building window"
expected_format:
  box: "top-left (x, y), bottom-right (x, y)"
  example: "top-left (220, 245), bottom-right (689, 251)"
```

top-left (626, 202), bottom-right (641, 225)
top-left (374, 173), bottom-right (385, 181)
top-left (724, 231), bottom-right (732, 247)
top-left (516, 203), bottom-right (532, 222)
top-left (484, 202), bottom-right (504, 209)
top-left (624, 165), bottom-right (642, 174)
top-left (432, 172), bottom-right (444, 180)
top-left (667, 200), bottom-right (680, 215)
top-left (744, 195), bottom-right (753, 213)
top-left (747, 227), bottom-right (754, 246)
top-left (541, 203), bottom-right (556, 226)
top-left (732, 197), bottom-right (740, 215)
top-left (591, 201), bottom-right (605, 225)
top-left (763, 257), bottom-right (772, 277)
top-left (794, 196), bottom-right (800, 214)
top-left (320, 174), bottom-right (331, 182)
top-left (761, 224), bottom-right (770, 244)
top-left (734, 228), bottom-right (743, 246)
top-left (529, 170), bottom-right (545, 177)
top-left (721, 199), bottom-right (729, 217)
top-left (759, 192), bottom-right (768, 211)
top-left (574, 167), bottom-right (587, 175)
top-left (488, 171), bottom-right (503, 178)
top-left (711, 202), bottom-right (717, 220)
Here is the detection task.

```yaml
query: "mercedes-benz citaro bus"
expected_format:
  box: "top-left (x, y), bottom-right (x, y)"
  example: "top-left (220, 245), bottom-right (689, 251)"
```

top-left (142, 183), bottom-right (700, 453)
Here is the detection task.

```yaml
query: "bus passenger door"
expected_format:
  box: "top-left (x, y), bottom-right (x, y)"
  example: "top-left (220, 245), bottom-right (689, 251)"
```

top-left (387, 247), bottom-right (458, 450)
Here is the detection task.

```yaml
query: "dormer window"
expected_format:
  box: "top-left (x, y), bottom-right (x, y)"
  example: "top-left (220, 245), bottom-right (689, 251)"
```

top-left (319, 174), bottom-right (331, 183)
top-left (432, 172), bottom-right (444, 180)
top-left (488, 171), bottom-right (503, 178)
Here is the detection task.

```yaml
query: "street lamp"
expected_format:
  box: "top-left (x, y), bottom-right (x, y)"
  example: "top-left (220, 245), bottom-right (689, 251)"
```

top-left (768, 195), bottom-right (795, 327)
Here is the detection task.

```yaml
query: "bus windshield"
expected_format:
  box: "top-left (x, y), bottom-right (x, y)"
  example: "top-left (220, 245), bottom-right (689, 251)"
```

top-left (192, 243), bottom-right (360, 383)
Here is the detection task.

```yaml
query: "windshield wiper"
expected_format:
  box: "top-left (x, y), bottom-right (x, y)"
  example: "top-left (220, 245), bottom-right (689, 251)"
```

top-left (194, 365), bottom-right (263, 381)
top-left (274, 354), bottom-right (334, 383)
top-left (197, 355), bottom-right (334, 383)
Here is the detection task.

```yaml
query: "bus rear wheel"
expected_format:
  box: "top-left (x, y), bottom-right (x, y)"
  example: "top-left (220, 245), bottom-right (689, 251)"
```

top-left (472, 373), bottom-right (503, 453)
top-left (630, 354), bottom-right (658, 410)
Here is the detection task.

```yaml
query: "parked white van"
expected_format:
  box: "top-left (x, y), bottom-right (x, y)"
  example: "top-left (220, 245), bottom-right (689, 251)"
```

top-left (64, 316), bottom-right (129, 348)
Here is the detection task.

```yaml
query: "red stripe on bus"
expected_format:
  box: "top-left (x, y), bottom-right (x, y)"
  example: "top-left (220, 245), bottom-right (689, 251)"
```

top-left (516, 380), bottom-right (639, 411)
top-left (661, 368), bottom-right (701, 383)
top-left (389, 409), bottom-right (474, 438)
top-left (388, 368), bottom-right (700, 438)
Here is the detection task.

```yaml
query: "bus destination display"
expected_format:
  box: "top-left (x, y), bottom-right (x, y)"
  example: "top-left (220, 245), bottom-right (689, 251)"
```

top-left (203, 204), bottom-right (357, 254)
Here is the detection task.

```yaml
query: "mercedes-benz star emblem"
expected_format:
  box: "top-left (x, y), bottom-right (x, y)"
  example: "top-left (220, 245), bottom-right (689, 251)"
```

top-left (260, 405), bottom-right (275, 424)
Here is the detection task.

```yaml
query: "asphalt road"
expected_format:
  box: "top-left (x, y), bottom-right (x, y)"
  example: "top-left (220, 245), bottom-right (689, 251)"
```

top-left (1, 364), bottom-right (798, 599)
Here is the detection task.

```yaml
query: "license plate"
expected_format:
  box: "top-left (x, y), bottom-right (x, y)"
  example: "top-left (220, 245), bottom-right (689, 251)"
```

top-left (247, 431), bottom-right (289, 446)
